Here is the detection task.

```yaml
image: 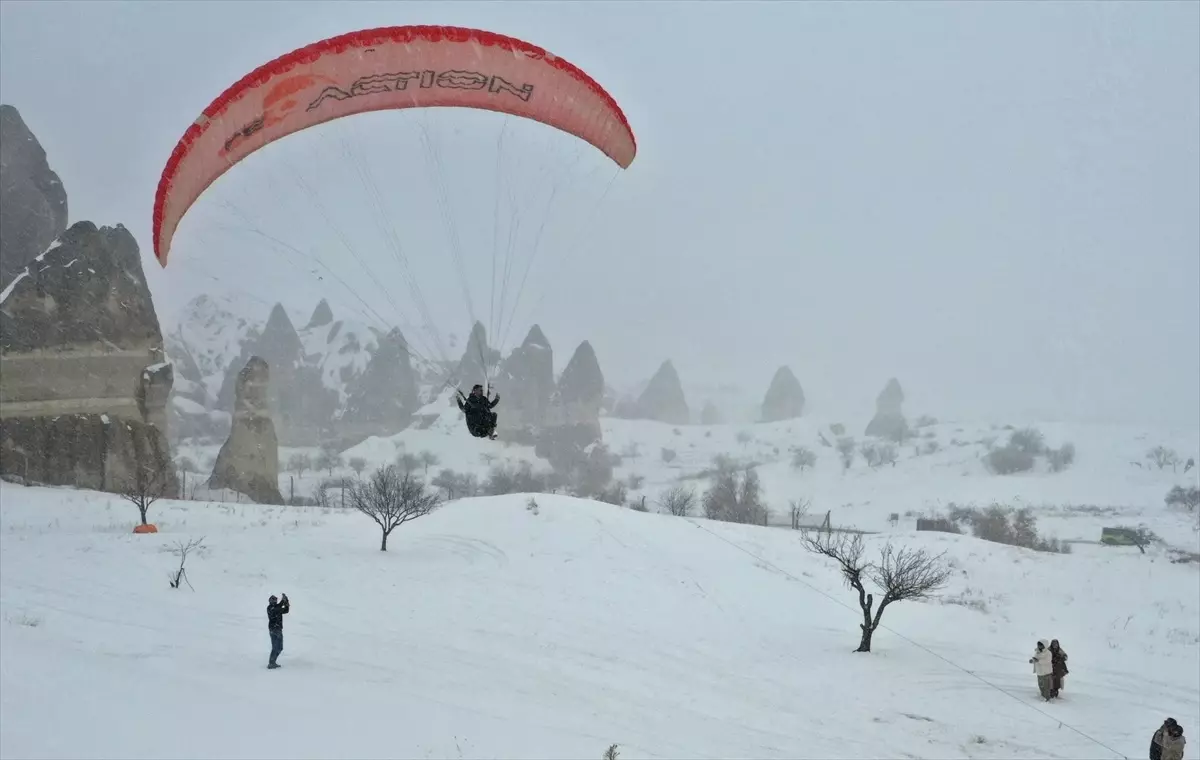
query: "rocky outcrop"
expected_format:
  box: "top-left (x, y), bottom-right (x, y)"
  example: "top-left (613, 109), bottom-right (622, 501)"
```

top-left (633, 360), bottom-right (690, 424)
top-left (216, 302), bottom-right (336, 446)
top-left (305, 298), bottom-right (333, 329)
top-left (208, 357), bottom-right (282, 504)
top-left (865, 377), bottom-right (909, 442)
top-left (453, 321), bottom-right (501, 391)
top-left (537, 340), bottom-right (605, 472)
top-left (493, 325), bottom-right (554, 439)
top-left (0, 221), bottom-right (176, 495)
top-left (0, 105), bottom-right (68, 290)
top-left (341, 327), bottom-right (418, 440)
top-left (760, 366), bottom-right (805, 422)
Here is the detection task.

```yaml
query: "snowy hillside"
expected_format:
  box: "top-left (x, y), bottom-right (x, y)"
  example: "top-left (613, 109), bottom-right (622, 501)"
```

top-left (1, 483), bottom-right (1196, 759)
top-left (173, 399), bottom-right (1200, 558)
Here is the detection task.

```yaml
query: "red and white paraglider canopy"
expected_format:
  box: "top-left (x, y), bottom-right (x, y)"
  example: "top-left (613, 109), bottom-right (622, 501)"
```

top-left (153, 25), bottom-right (637, 267)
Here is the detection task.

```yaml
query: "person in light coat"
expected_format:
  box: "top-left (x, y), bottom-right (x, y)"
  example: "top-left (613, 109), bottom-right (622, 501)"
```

top-left (1152, 719), bottom-right (1180, 760)
top-left (1159, 723), bottom-right (1186, 760)
top-left (1029, 639), bottom-right (1054, 701)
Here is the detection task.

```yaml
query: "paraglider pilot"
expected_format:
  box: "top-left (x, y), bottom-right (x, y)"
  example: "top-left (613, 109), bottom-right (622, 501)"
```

top-left (458, 384), bottom-right (499, 439)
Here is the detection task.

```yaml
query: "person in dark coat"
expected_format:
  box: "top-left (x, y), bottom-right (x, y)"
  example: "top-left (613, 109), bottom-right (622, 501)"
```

top-left (267, 593), bottom-right (289, 669)
top-left (1049, 639), bottom-right (1068, 697)
top-left (457, 384), bottom-right (499, 439)
top-left (1152, 719), bottom-right (1180, 760)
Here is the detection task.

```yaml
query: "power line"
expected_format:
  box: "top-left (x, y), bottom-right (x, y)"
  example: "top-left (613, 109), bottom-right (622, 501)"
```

top-left (684, 518), bottom-right (1129, 760)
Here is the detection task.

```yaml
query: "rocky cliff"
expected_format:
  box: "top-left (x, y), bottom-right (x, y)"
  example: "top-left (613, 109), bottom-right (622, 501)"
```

top-left (0, 105), bottom-right (68, 290)
top-left (0, 220), bottom-right (176, 495)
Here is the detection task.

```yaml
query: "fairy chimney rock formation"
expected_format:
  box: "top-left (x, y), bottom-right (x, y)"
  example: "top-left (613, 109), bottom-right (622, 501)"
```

top-left (208, 356), bottom-right (283, 504)
top-left (865, 377), bottom-right (909, 442)
top-left (342, 327), bottom-right (418, 438)
top-left (760, 366), bottom-right (806, 422)
top-left (494, 324), bottom-right (554, 435)
top-left (634, 360), bottom-right (690, 425)
top-left (536, 340), bottom-right (605, 468)
top-left (305, 298), bottom-right (334, 329)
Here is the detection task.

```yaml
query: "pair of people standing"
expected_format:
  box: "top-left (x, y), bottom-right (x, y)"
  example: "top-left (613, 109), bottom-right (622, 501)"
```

top-left (1029, 638), bottom-right (1068, 700)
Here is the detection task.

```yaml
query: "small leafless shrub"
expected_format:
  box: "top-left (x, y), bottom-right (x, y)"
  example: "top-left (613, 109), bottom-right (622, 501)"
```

top-left (790, 446), bottom-right (817, 472)
top-left (596, 481), bottom-right (628, 506)
top-left (485, 462), bottom-right (550, 496)
top-left (659, 485), bottom-right (696, 517)
top-left (1046, 442), bottom-right (1076, 473)
top-left (984, 444), bottom-right (1035, 475)
top-left (631, 495), bottom-right (650, 512)
top-left (1008, 427), bottom-right (1045, 455)
top-left (799, 531), bottom-right (951, 652)
top-left (603, 745), bottom-right (620, 760)
top-left (348, 466), bottom-right (440, 551)
top-left (168, 537), bottom-right (206, 590)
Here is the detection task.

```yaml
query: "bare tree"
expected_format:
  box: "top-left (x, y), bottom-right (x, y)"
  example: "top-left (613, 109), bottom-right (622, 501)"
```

top-left (799, 530), bottom-right (951, 652)
top-left (287, 453), bottom-right (312, 479)
top-left (396, 452), bottom-right (421, 474)
top-left (658, 485), bottom-right (696, 516)
top-left (836, 437), bottom-right (856, 470)
top-left (348, 466), bottom-right (440, 551)
top-left (789, 497), bottom-right (810, 530)
top-left (418, 450), bottom-right (441, 475)
top-left (168, 537), bottom-right (206, 590)
top-left (348, 456), bottom-right (368, 476)
top-left (703, 466), bottom-right (767, 525)
top-left (790, 446), bottom-right (816, 472)
top-left (121, 456), bottom-right (172, 526)
top-left (1147, 446), bottom-right (1180, 471)
top-left (1166, 485), bottom-right (1200, 512)
top-left (315, 449), bottom-right (343, 477)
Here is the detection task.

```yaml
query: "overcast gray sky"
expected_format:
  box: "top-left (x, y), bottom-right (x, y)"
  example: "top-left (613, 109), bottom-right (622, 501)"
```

top-left (1, 0), bottom-right (1197, 428)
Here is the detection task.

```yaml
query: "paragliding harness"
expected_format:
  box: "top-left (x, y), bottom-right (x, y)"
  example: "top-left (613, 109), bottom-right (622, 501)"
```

top-left (458, 385), bottom-right (499, 440)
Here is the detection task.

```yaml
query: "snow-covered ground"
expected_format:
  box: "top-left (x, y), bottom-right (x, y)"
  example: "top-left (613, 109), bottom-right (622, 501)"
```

top-left (1, 480), bottom-right (1197, 759)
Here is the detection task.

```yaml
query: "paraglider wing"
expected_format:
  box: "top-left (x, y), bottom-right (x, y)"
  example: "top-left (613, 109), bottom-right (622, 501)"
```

top-left (152, 25), bottom-right (637, 266)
